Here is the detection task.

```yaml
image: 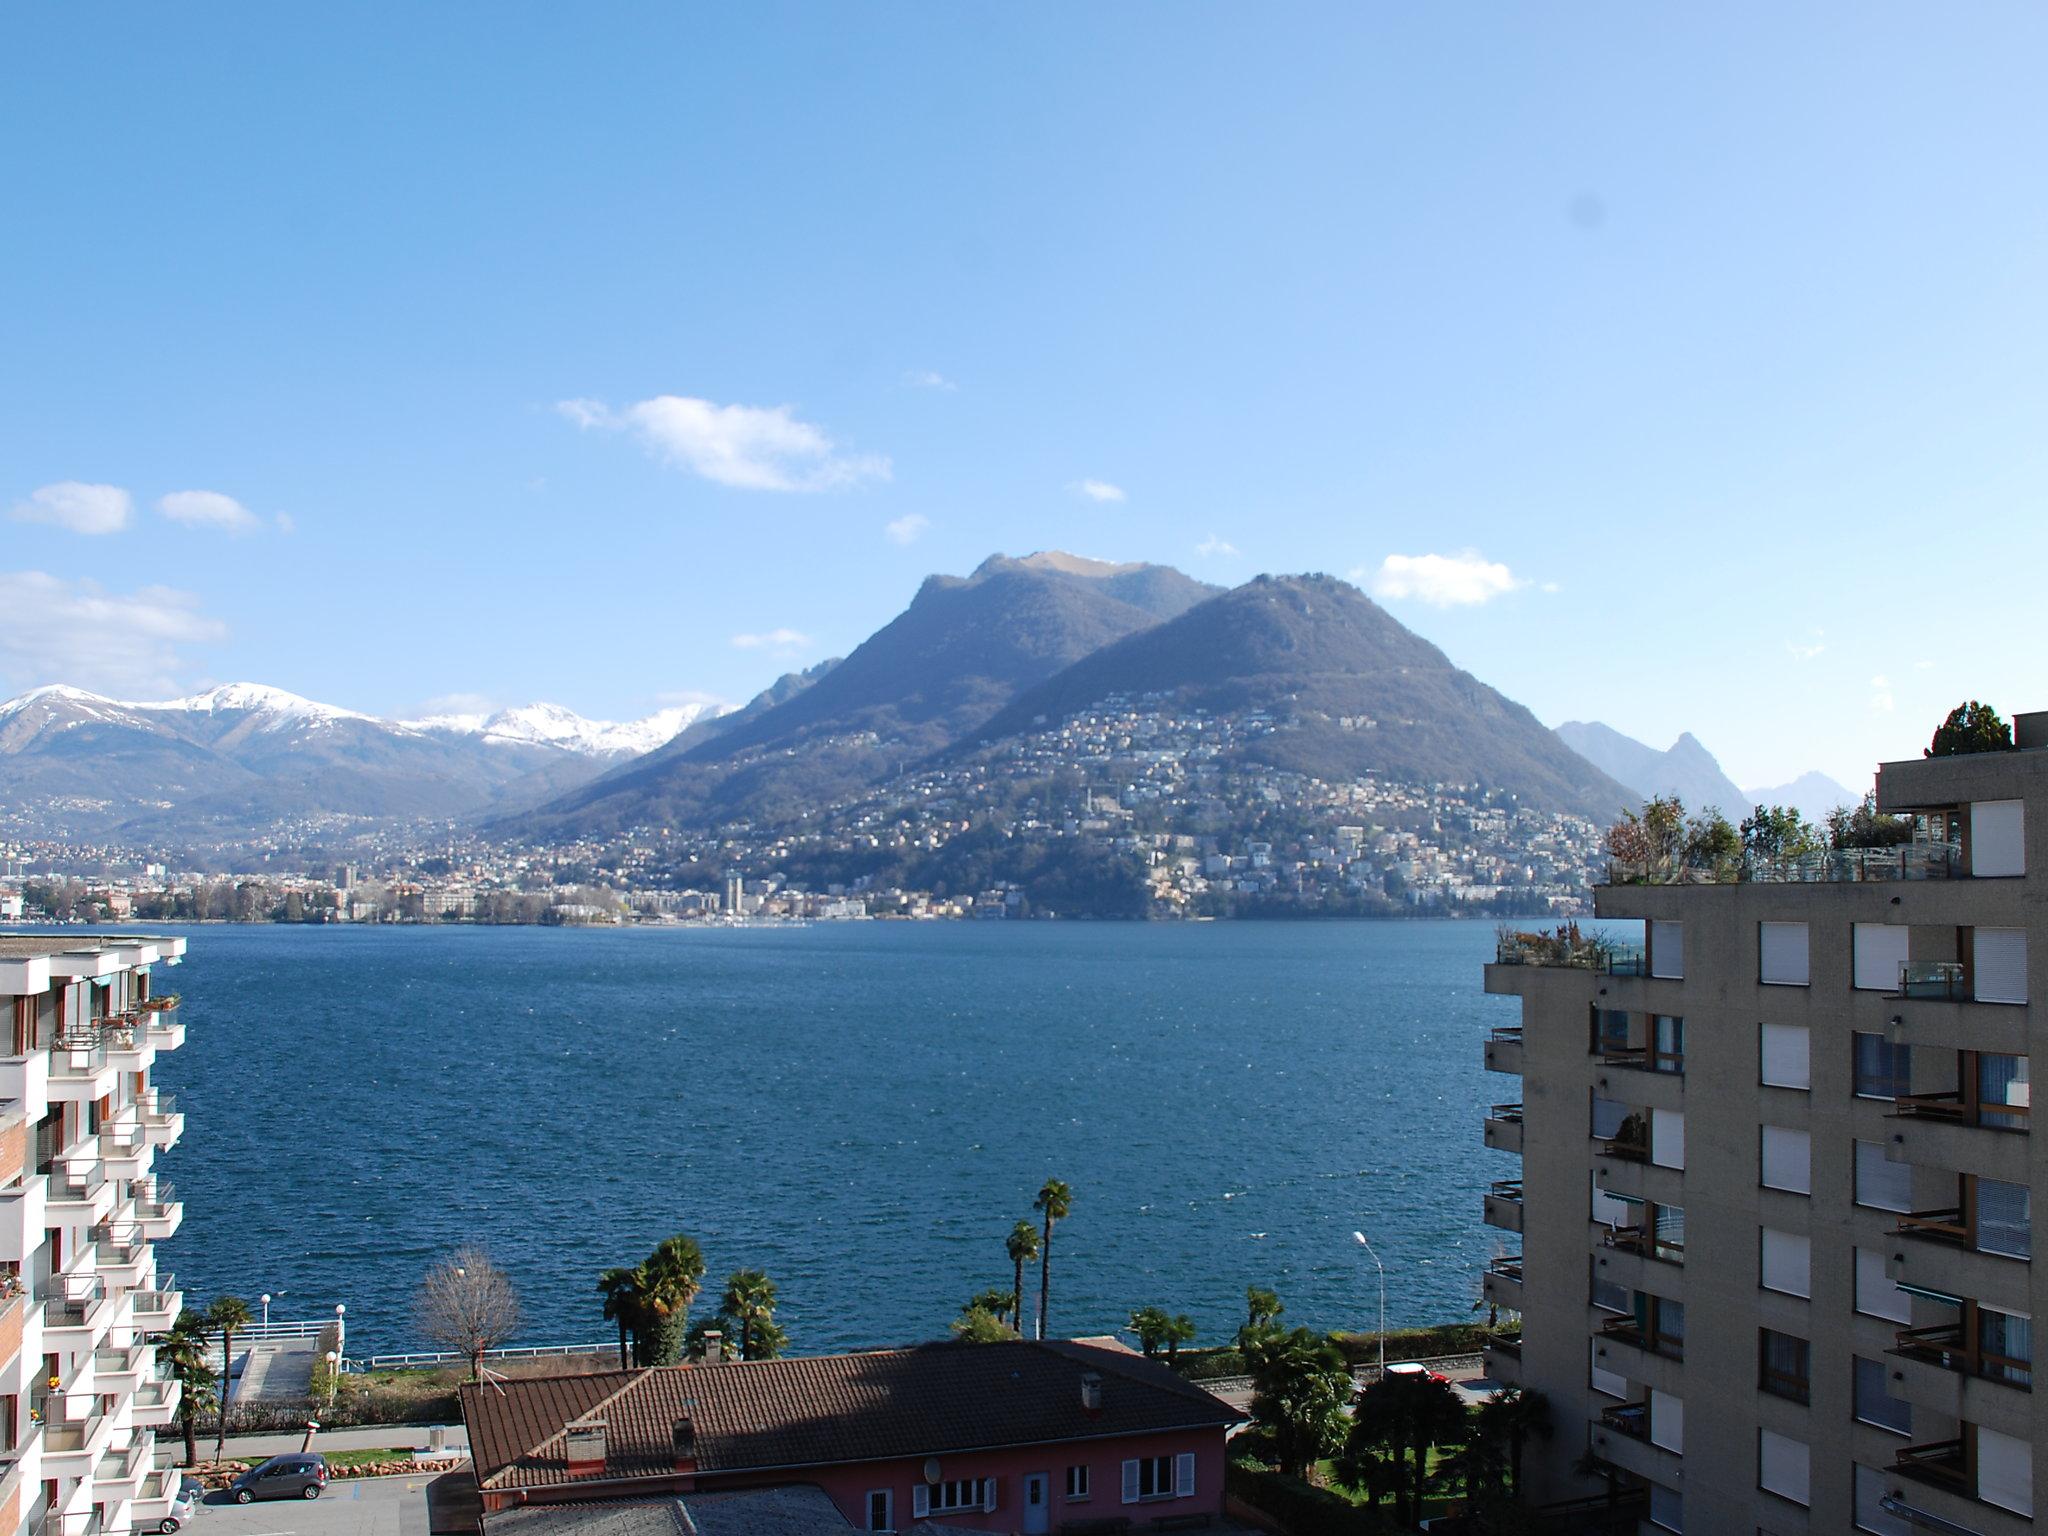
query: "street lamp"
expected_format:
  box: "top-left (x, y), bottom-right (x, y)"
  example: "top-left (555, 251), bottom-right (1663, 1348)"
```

top-left (1352, 1231), bottom-right (1386, 1382)
top-left (261, 1293), bottom-right (271, 1328)
top-left (334, 1304), bottom-right (346, 1364)
top-left (324, 1351), bottom-right (339, 1408)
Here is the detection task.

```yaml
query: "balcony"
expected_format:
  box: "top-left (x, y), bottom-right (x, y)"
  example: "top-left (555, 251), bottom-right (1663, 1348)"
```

top-left (1483, 1179), bottom-right (1524, 1234)
top-left (1482, 1256), bottom-right (1523, 1312)
top-left (1587, 1403), bottom-right (1680, 1485)
top-left (1481, 1333), bottom-right (1520, 1385)
top-left (1594, 1131), bottom-right (1650, 1165)
top-left (99, 1125), bottom-right (150, 1181)
top-left (130, 1281), bottom-right (182, 1333)
top-left (46, 1035), bottom-right (113, 1101)
top-left (1901, 962), bottom-right (1970, 1002)
top-left (1599, 1401), bottom-right (1650, 1441)
top-left (43, 1272), bottom-right (110, 1344)
top-left (1603, 1224), bottom-right (1682, 1268)
top-left (93, 1434), bottom-right (152, 1499)
top-left (1893, 1438), bottom-right (1969, 1493)
top-left (143, 1092), bottom-right (183, 1150)
top-left (102, 1017), bottom-right (154, 1072)
top-left (44, 1158), bottom-right (113, 1225)
top-left (1895, 1207), bottom-right (1972, 1247)
top-left (92, 1223), bottom-right (148, 1289)
top-left (1483, 1104), bottom-right (1523, 1155)
top-left (93, 1341), bottom-right (152, 1393)
top-left (130, 1371), bottom-right (182, 1427)
top-left (135, 1184), bottom-right (181, 1241)
top-left (130, 1467), bottom-right (182, 1524)
top-left (32, 1388), bottom-right (114, 1466)
top-left (1492, 930), bottom-right (1647, 974)
top-left (1484, 1026), bottom-right (1524, 1076)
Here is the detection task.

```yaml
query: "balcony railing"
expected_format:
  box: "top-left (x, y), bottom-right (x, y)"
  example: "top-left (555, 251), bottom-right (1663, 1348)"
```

top-left (139, 995), bottom-right (180, 1014)
top-left (1486, 1256), bottom-right (1524, 1282)
top-left (1604, 1226), bottom-right (1683, 1265)
top-left (1893, 1439), bottom-right (1969, 1491)
top-left (1599, 1401), bottom-right (1651, 1441)
top-left (1895, 1091), bottom-right (2031, 1131)
top-left (1609, 843), bottom-right (1964, 887)
top-left (1597, 1315), bottom-right (1682, 1362)
top-left (1492, 934), bottom-right (1646, 974)
top-left (1489, 1178), bottom-right (1523, 1204)
top-left (1594, 1133), bottom-right (1651, 1164)
top-left (1894, 1324), bottom-right (2033, 1390)
top-left (1487, 1103), bottom-right (1524, 1125)
top-left (1487, 1025), bottom-right (1524, 1044)
top-left (1895, 1207), bottom-right (1971, 1246)
top-left (137, 1183), bottom-right (176, 1218)
top-left (1899, 962), bottom-right (1969, 1001)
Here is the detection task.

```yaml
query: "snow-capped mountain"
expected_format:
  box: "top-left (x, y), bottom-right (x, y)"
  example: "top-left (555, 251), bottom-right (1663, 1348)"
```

top-left (0, 680), bottom-right (732, 842)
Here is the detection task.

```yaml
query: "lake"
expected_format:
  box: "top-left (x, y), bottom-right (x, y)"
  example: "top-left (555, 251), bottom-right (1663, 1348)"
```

top-left (127, 919), bottom-right (1540, 1357)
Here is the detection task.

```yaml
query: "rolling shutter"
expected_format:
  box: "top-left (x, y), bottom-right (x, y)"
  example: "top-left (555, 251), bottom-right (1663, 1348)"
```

top-left (1759, 1429), bottom-right (1810, 1507)
top-left (912, 1486), bottom-right (929, 1520)
top-left (1649, 921), bottom-right (1683, 979)
top-left (1761, 1126), bottom-right (1809, 1193)
top-left (1978, 1426), bottom-right (2034, 1517)
top-left (1975, 928), bottom-right (2028, 1003)
top-left (1759, 1024), bottom-right (1810, 1089)
top-left (1649, 1390), bottom-right (1683, 1454)
top-left (1121, 1461), bottom-right (1139, 1505)
top-left (1760, 1229), bottom-right (1811, 1297)
top-left (1759, 922), bottom-right (1810, 985)
top-left (1972, 800), bottom-right (2026, 877)
top-left (1651, 1108), bottom-right (1685, 1170)
top-left (983, 1478), bottom-right (998, 1513)
top-left (1175, 1453), bottom-right (1194, 1498)
top-left (1853, 924), bottom-right (1909, 992)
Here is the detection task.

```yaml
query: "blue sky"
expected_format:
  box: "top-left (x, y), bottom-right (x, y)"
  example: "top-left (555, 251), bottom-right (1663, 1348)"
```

top-left (4, 4), bottom-right (2045, 790)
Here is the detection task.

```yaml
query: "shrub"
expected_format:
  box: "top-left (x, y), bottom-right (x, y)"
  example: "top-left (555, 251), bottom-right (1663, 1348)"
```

top-left (1224, 1460), bottom-right (1393, 1535)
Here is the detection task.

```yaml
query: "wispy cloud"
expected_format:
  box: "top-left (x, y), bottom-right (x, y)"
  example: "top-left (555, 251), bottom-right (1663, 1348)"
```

top-left (903, 370), bottom-right (957, 392)
top-left (886, 513), bottom-right (931, 546)
top-left (274, 512), bottom-right (296, 534)
top-left (1195, 535), bottom-right (1239, 559)
top-left (1070, 479), bottom-right (1126, 503)
top-left (1361, 550), bottom-right (1524, 607)
top-left (1787, 628), bottom-right (1826, 662)
top-left (158, 489), bottom-right (263, 534)
top-left (730, 628), bottom-right (811, 652)
top-left (1870, 674), bottom-right (1896, 713)
top-left (9, 482), bottom-right (132, 536)
top-left (0, 570), bottom-right (225, 695)
top-left (556, 395), bottom-right (890, 492)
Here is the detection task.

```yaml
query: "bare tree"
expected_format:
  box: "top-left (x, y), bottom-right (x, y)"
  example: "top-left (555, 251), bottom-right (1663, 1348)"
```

top-left (417, 1244), bottom-right (522, 1380)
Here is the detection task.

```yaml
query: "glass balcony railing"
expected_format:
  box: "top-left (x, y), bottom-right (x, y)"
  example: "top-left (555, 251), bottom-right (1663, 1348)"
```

top-left (1899, 962), bottom-right (1969, 1001)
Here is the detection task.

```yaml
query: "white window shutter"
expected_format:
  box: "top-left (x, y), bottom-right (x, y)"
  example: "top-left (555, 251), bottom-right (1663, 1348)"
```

top-left (983, 1478), bottom-right (997, 1513)
top-left (912, 1486), bottom-right (929, 1520)
top-left (1175, 1453), bottom-right (1195, 1498)
top-left (1121, 1460), bottom-right (1140, 1504)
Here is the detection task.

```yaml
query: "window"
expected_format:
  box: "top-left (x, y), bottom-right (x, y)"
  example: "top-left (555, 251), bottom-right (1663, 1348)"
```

top-left (1065, 1466), bottom-right (1089, 1501)
top-left (1650, 921), bottom-right (1683, 979)
top-left (1853, 923), bottom-right (1910, 992)
top-left (1122, 1455), bottom-right (1193, 1502)
top-left (1854, 1356), bottom-right (1911, 1435)
top-left (1760, 1229), bottom-right (1810, 1298)
top-left (1760, 1126), bottom-right (1810, 1193)
top-left (1979, 1425), bottom-right (2034, 1518)
top-left (1760, 1024), bottom-right (1809, 1089)
top-left (1758, 1428), bottom-right (1810, 1506)
top-left (1627, 1293), bottom-right (1684, 1357)
top-left (1647, 1482), bottom-right (1682, 1533)
top-left (1652, 1203), bottom-right (1684, 1263)
top-left (1759, 922), bottom-right (1810, 985)
top-left (1854, 1140), bottom-right (1911, 1212)
top-left (1758, 1329), bottom-right (1810, 1403)
top-left (866, 1490), bottom-right (893, 1532)
top-left (1856, 1247), bottom-right (1911, 1323)
top-left (1591, 1174), bottom-right (1633, 1228)
top-left (1651, 1108), bottom-right (1685, 1170)
top-left (1648, 1389), bottom-right (1682, 1454)
top-left (1589, 1339), bottom-right (1626, 1399)
top-left (1978, 1053), bottom-right (2030, 1130)
top-left (1979, 1306), bottom-right (2032, 1387)
top-left (1855, 1462), bottom-right (1911, 1536)
top-left (1853, 1033), bottom-right (1911, 1099)
top-left (1590, 1274), bottom-right (1629, 1315)
top-left (1971, 799), bottom-right (2026, 877)
top-left (1652, 1015), bottom-right (1684, 1073)
top-left (1592, 1007), bottom-right (1629, 1056)
top-left (1978, 1177), bottom-right (2031, 1259)
top-left (930, 1479), bottom-right (989, 1514)
top-left (1974, 927), bottom-right (2029, 1004)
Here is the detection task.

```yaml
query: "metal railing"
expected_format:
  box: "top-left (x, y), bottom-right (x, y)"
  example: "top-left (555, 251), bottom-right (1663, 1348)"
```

top-left (1899, 962), bottom-right (1968, 1001)
top-left (1485, 1256), bottom-right (1523, 1282)
top-left (1893, 1439), bottom-right (1968, 1491)
top-left (1492, 938), bottom-right (1646, 974)
top-left (1488, 1178), bottom-right (1523, 1203)
top-left (355, 1340), bottom-right (618, 1371)
top-left (1895, 1207), bottom-right (1971, 1245)
top-left (1598, 1401), bottom-right (1650, 1441)
top-left (1597, 1316), bottom-right (1683, 1362)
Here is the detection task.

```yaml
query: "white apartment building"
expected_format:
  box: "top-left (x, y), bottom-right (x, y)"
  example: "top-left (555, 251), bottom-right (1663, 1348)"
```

top-left (0, 936), bottom-right (188, 1536)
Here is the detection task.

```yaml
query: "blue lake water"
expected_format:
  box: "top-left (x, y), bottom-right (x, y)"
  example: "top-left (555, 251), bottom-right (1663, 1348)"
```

top-left (129, 919), bottom-right (1543, 1356)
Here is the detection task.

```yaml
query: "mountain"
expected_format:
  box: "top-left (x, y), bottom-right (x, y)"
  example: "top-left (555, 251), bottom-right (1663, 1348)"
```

top-left (0, 683), bottom-right (723, 842)
top-left (969, 574), bottom-right (1634, 818)
top-left (517, 553), bottom-right (1218, 836)
top-left (1744, 769), bottom-right (1861, 825)
top-left (1553, 721), bottom-right (1748, 815)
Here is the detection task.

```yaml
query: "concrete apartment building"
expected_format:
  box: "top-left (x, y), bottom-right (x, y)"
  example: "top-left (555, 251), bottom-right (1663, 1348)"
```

top-left (1483, 721), bottom-right (2048, 1535)
top-left (0, 936), bottom-right (188, 1536)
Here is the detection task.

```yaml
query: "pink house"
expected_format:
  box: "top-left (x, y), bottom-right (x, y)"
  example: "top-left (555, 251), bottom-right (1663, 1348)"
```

top-left (459, 1340), bottom-right (1242, 1535)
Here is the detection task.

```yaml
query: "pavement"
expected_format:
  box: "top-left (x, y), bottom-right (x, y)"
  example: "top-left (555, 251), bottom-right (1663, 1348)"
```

top-left (184, 1473), bottom-right (433, 1536)
top-left (235, 1343), bottom-right (320, 1403)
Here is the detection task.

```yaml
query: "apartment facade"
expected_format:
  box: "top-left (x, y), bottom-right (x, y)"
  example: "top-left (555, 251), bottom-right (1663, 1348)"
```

top-left (1484, 723), bottom-right (2048, 1535)
top-left (0, 936), bottom-right (188, 1536)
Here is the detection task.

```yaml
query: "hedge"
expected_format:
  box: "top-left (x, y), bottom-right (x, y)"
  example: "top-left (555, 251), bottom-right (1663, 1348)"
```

top-left (1225, 1460), bottom-right (1393, 1536)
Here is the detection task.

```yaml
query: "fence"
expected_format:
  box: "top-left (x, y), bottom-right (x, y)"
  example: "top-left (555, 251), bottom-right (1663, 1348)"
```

top-left (354, 1341), bottom-right (617, 1372)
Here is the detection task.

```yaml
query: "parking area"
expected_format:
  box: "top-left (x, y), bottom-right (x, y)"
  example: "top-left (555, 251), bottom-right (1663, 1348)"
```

top-left (181, 1474), bottom-right (430, 1536)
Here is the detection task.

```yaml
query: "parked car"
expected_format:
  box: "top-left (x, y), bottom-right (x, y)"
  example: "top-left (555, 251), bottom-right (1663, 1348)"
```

top-left (155, 1475), bottom-right (206, 1532)
top-left (1383, 1361), bottom-right (1450, 1385)
top-left (229, 1455), bottom-right (328, 1503)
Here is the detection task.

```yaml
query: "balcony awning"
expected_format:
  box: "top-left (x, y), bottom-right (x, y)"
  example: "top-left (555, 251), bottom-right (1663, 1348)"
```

top-left (1896, 1283), bottom-right (1965, 1307)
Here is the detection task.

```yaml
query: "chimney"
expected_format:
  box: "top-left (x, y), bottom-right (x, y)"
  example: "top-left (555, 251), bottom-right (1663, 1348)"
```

top-left (672, 1415), bottom-right (698, 1477)
top-left (1080, 1371), bottom-right (1103, 1418)
top-left (564, 1418), bottom-right (607, 1477)
top-left (702, 1329), bottom-right (725, 1362)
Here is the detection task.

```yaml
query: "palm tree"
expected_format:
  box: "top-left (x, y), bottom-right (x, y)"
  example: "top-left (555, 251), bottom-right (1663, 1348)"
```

top-left (1004, 1222), bottom-right (1039, 1336)
top-left (1349, 1368), bottom-right (1470, 1528)
top-left (597, 1267), bottom-right (643, 1369)
top-left (1128, 1306), bottom-right (1172, 1357)
top-left (969, 1288), bottom-right (1017, 1328)
top-left (719, 1270), bottom-right (779, 1360)
top-left (1032, 1179), bottom-right (1071, 1341)
top-left (1164, 1313), bottom-right (1196, 1368)
top-left (1244, 1285), bottom-right (1283, 1335)
top-left (1241, 1326), bottom-right (1351, 1479)
top-left (1473, 1385), bottom-right (1550, 1497)
top-left (205, 1295), bottom-right (253, 1462)
top-left (156, 1312), bottom-right (216, 1466)
top-left (636, 1236), bottom-right (705, 1365)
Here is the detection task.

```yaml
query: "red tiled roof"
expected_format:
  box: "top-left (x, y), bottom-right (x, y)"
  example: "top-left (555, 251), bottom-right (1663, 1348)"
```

top-left (461, 1341), bottom-right (1240, 1491)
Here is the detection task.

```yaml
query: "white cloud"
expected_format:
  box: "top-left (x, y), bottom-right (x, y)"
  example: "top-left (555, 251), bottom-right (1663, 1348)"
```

top-left (1787, 628), bottom-right (1825, 662)
top-left (158, 489), bottom-right (262, 534)
top-left (1195, 535), bottom-right (1239, 559)
top-left (730, 628), bottom-right (811, 652)
top-left (1363, 550), bottom-right (1524, 607)
top-left (1870, 674), bottom-right (1896, 713)
top-left (9, 482), bottom-right (132, 536)
top-left (1071, 479), bottom-right (1127, 503)
top-left (0, 570), bottom-right (225, 695)
top-left (886, 514), bottom-right (931, 546)
top-left (557, 395), bottom-right (890, 492)
top-left (903, 370), bottom-right (957, 391)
